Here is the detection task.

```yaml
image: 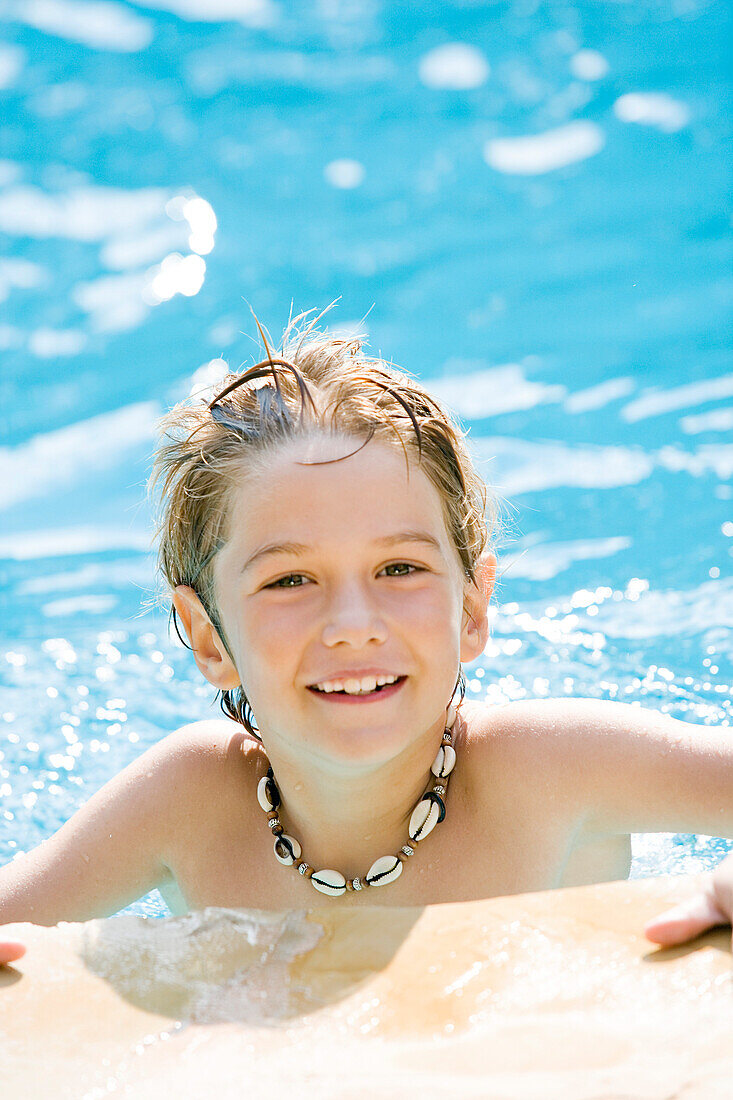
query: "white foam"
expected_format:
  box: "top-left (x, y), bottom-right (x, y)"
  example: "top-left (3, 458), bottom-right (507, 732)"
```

top-left (2, 186), bottom-right (216, 325)
top-left (73, 270), bottom-right (151, 333)
top-left (0, 527), bottom-right (151, 560)
top-left (323, 159), bottom-right (365, 189)
top-left (28, 327), bottom-right (86, 357)
top-left (180, 196), bottom-right (217, 255)
top-left (484, 121), bottom-right (604, 175)
top-left (0, 43), bottom-right (24, 89)
top-left (0, 257), bottom-right (45, 302)
top-left (564, 377), bottom-right (635, 414)
top-left (680, 407), bottom-right (733, 435)
top-left (146, 252), bottom-right (206, 302)
top-left (14, 0), bottom-right (154, 52)
top-left (614, 92), bottom-right (690, 133)
top-left (587, 577), bottom-right (733, 639)
top-left (0, 402), bottom-right (159, 510)
top-left (19, 558), bottom-right (153, 591)
top-left (101, 223), bottom-right (190, 270)
top-left (503, 536), bottom-right (631, 582)
top-left (187, 50), bottom-right (392, 96)
top-left (569, 49), bottom-right (609, 81)
top-left (656, 443), bottom-right (733, 482)
top-left (42, 594), bottom-right (118, 617)
top-left (621, 375), bottom-right (733, 422)
top-left (79, 254), bottom-right (209, 322)
top-left (133, 0), bottom-right (277, 25)
top-left (82, 907), bottom-right (323, 1026)
top-left (476, 435), bottom-right (733, 496)
top-left (474, 436), bottom-right (654, 495)
top-left (0, 184), bottom-right (168, 240)
top-left (418, 43), bottom-right (490, 90)
top-left (0, 184), bottom-right (214, 329)
top-left (430, 362), bottom-right (565, 419)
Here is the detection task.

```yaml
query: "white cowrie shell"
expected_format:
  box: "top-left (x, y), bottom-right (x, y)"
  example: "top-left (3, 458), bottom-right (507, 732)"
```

top-left (431, 744), bottom-right (456, 778)
top-left (445, 702), bottom-right (457, 729)
top-left (409, 796), bottom-right (441, 842)
top-left (311, 869), bottom-right (347, 897)
top-left (273, 834), bottom-right (301, 865)
top-left (257, 776), bottom-right (278, 811)
top-left (365, 855), bottom-right (403, 887)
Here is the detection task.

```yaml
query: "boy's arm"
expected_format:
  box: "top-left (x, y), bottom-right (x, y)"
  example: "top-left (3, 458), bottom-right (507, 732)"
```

top-left (0, 725), bottom-right (204, 926)
top-left (554, 698), bottom-right (733, 840)
top-left (542, 697), bottom-right (733, 947)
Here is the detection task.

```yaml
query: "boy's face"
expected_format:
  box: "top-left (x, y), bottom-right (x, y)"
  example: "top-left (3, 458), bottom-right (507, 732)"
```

top-left (208, 434), bottom-right (489, 768)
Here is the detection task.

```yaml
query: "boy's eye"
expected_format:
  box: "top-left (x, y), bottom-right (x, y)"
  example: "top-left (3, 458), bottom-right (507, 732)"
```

top-left (268, 574), bottom-right (307, 588)
top-left (381, 562), bottom-right (419, 577)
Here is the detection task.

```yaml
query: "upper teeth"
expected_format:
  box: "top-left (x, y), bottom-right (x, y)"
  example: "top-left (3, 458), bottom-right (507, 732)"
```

top-left (313, 674), bottom-right (400, 695)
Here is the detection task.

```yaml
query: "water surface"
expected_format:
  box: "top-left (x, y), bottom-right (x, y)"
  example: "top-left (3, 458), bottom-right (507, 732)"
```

top-left (1, 0), bottom-right (731, 915)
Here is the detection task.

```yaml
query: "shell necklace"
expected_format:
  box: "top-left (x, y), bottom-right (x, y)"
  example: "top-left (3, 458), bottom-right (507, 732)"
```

top-left (256, 705), bottom-right (458, 897)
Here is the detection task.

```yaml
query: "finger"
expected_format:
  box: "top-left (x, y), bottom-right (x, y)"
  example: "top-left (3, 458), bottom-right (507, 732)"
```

top-left (0, 940), bottom-right (26, 965)
top-left (644, 892), bottom-right (729, 947)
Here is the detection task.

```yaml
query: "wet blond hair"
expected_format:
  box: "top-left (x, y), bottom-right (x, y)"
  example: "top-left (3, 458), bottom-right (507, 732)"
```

top-left (150, 312), bottom-right (496, 734)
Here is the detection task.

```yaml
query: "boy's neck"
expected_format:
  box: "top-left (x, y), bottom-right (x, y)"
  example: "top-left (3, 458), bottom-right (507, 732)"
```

top-left (255, 716), bottom-right (452, 875)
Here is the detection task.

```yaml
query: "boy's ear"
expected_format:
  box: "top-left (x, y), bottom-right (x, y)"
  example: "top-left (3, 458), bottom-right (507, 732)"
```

top-left (460, 552), bottom-right (496, 663)
top-left (172, 585), bottom-right (241, 690)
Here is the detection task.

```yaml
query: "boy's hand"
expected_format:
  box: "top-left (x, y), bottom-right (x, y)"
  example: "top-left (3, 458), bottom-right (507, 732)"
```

top-left (644, 850), bottom-right (733, 948)
top-left (0, 940), bottom-right (26, 966)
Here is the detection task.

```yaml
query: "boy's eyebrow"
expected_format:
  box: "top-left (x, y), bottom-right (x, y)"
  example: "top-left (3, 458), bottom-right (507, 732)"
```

top-left (241, 530), bottom-right (443, 574)
top-left (242, 541), bottom-right (311, 573)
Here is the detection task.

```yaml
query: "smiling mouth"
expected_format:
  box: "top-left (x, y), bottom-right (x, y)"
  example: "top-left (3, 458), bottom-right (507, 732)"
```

top-left (307, 676), bottom-right (407, 699)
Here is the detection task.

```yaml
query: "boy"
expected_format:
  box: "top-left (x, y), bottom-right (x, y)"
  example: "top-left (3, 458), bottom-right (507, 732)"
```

top-left (0, 320), bottom-right (731, 947)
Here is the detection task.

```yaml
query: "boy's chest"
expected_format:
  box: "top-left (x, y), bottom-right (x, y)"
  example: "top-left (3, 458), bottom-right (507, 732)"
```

top-left (164, 780), bottom-right (600, 913)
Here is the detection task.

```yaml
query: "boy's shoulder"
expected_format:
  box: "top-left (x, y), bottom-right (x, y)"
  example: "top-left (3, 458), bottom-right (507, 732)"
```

top-left (459, 697), bottom-right (606, 839)
top-left (461, 695), bottom-right (673, 819)
top-left (149, 720), bottom-right (264, 848)
top-left (463, 694), bottom-right (644, 742)
top-left (167, 716), bottom-right (259, 750)
top-left (157, 718), bottom-right (262, 785)
top-left (460, 695), bottom-right (640, 796)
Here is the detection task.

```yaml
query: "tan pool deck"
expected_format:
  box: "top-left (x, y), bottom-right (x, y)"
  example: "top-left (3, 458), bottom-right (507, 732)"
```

top-left (2, 873), bottom-right (731, 1099)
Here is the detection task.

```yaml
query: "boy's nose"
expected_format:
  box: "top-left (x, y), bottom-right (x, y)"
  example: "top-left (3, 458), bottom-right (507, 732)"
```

top-left (321, 585), bottom-right (388, 648)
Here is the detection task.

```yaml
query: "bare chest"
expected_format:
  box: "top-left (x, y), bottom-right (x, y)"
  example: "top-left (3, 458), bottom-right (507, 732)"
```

top-left (163, 775), bottom-right (608, 913)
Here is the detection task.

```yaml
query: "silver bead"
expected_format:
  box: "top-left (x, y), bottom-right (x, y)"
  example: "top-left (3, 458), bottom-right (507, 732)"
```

top-left (401, 845), bottom-right (414, 857)
top-left (352, 877), bottom-right (363, 891)
top-left (298, 862), bottom-right (309, 875)
top-left (268, 817), bottom-right (281, 831)
top-left (433, 784), bottom-right (446, 795)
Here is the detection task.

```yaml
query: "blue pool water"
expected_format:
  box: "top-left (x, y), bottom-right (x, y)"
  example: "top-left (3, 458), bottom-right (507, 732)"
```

top-left (0, 1), bottom-right (731, 917)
